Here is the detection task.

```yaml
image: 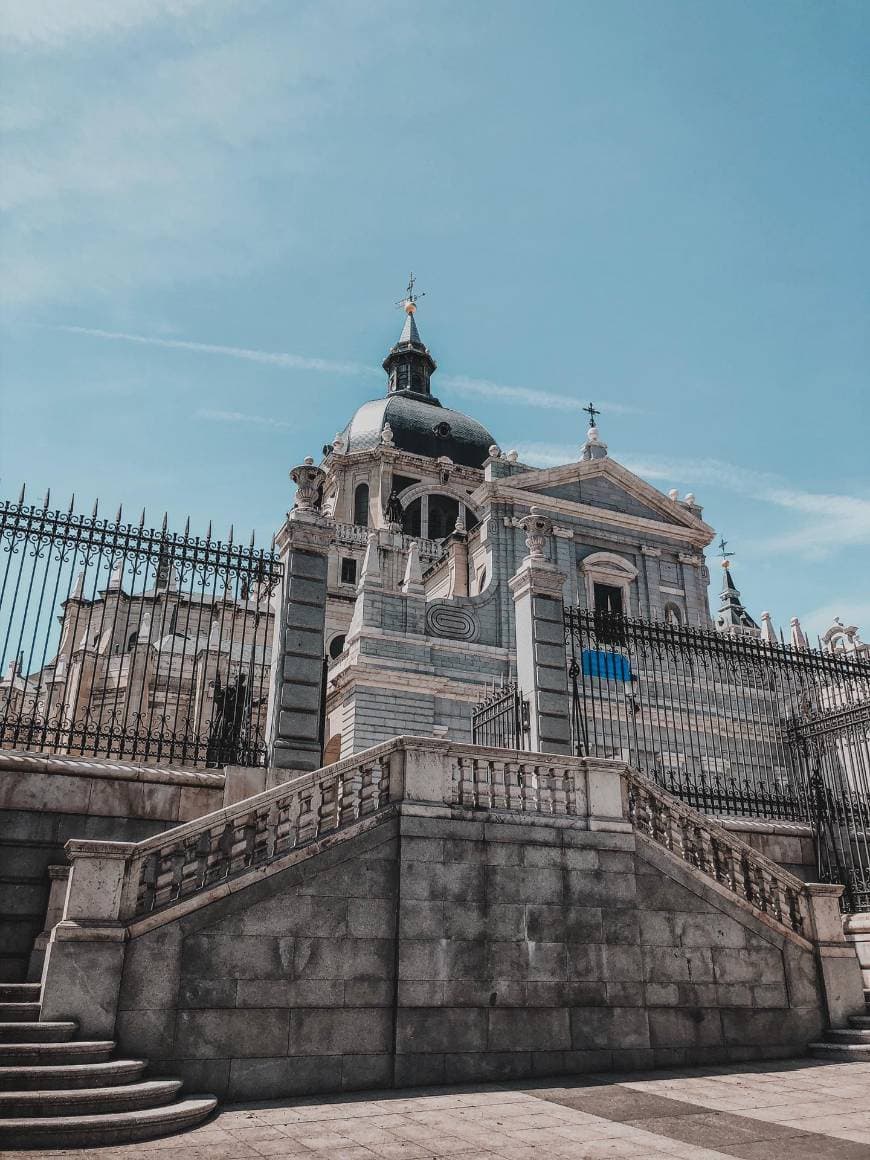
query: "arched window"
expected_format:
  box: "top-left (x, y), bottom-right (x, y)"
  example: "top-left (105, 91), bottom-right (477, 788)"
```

top-left (664, 603), bottom-right (682, 626)
top-left (328, 634), bottom-right (346, 660)
top-left (353, 483), bottom-right (369, 528)
top-left (127, 631), bottom-right (139, 651)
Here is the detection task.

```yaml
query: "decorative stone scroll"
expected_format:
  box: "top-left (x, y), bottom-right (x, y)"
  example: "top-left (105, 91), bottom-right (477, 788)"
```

top-left (425, 602), bottom-right (480, 642)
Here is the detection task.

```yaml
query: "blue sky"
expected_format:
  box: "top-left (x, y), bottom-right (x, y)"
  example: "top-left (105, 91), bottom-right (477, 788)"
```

top-left (1, 0), bottom-right (868, 640)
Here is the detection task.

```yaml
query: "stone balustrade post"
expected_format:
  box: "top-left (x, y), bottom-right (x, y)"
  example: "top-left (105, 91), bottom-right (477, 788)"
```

top-left (40, 840), bottom-right (136, 1038)
top-left (27, 864), bottom-right (70, 983)
top-left (508, 508), bottom-right (572, 755)
top-left (583, 758), bottom-right (633, 833)
top-left (843, 911), bottom-right (870, 991)
top-left (805, 883), bottom-right (866, 1027)
top-left (266, 458), bottom-right (333, 777)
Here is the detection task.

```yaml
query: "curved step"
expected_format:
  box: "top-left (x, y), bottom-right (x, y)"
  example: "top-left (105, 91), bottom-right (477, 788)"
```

top-left (0, 1058), bottom-right (146, 1091)
top-left (822, 1028), bottom-right (870, 1045)
top-left (0, 1040), bottom-right (114, 1067)
top-left (0, 1022), bottom-right (77, 1043)
top-left (0, 984), bottom-right (40, 1003)
top-left (0, 1095), bottom-right (217, 1148)
top-left (809, 1041), bottom-right (870, 1060)
top-left (0, 1079), bottom-right (183, 1118)
top-left (0, 1002), bottom-right (41, 1023)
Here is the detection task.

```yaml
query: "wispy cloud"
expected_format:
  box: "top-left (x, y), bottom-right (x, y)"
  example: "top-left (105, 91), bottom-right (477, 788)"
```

top-left (55, 324), bottom-right (633, 417)
top-left (514, 443), bottom-right (870, 558)
top-left (195, 408), bottom-right (294, 431)
top-left (440, 375), bottom-right (638, 416)
top-left (799, 600), bottom-right (870, 641)
top-left (57, 326), bottom-right (376, 377)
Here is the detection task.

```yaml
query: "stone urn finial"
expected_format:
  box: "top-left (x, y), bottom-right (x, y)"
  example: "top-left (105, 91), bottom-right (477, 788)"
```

top-left (518, 506), bottom-right (554, 560)
top-left (381, 423), bottom-right (395, 447)
top-left (290, 457), bottom-right (326, 513)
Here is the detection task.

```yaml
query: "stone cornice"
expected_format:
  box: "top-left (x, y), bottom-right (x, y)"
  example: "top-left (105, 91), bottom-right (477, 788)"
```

top-left (475, 483), bottom-right (714, 549)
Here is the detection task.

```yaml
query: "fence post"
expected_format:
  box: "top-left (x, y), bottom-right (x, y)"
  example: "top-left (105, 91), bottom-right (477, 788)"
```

top-left (266, 459), bottom-right (333, 777)
top-left (508, 508), bottom-right (572, 756)
top-left (805, 883), bottom-right (866, 1027)
top-left (39, 840), bottom-right (136, 1039)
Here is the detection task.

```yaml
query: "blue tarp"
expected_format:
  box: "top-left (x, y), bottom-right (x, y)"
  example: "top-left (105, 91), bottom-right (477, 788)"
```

top-left (581, 649), bottom-right (632, 682)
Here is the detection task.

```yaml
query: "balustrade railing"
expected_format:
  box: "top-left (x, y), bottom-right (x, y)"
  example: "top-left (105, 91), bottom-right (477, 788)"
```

top-left (66, 737), bottom-right (812, 940)
top-left (122, 738), bottom-right (398, 918)
top-left (627, 766), bottom-right (808, 935)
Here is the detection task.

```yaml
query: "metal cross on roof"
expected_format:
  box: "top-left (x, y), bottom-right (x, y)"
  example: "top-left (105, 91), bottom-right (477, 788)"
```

top-left (397, 272), bottom-right (425, 309)
top-left (584, 402), bottom-right (600, 427)
top-left (717, 537), bottom-right (735, 561)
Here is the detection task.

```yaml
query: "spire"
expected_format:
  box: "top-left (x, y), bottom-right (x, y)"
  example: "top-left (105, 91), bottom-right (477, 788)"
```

top-left (401, 540), bottom-right (425, 597)
top-left (790, 616), bottom-right (809, 650)
top-left (714, 559), bottom-right (759, 636)
top-left (383, 274), bottom-right (437, 399)
top-left (760, 610), bottom-right (777, 645)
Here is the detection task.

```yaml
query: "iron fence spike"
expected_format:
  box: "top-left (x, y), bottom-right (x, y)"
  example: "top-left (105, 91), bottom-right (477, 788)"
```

top-left (17, 483), bottom-right (25, 504)
top-left (43, 488), bottom-right (51, 510)
top-left (184, 516), bottom-right (190, 537)
top-left (115, 504), bottom-right (122, 523)
top-left (249, 528), bottom-right (256, 548)
top-left (68, 492), bottom-right (75, 514)
top-left (92, 498), bottom-right (99, 518)
top-left (139, 508), bottom-right (146, 528)
top-left (162, 512), bottom-right (168, 533)
top-left (206, 520), bottom-right (212, 540)
top-left (228, 523), bottom-right (234, 543)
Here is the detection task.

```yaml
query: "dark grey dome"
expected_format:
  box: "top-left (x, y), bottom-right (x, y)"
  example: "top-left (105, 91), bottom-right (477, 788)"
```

top-left (341, 393), bottom-right (496, 469)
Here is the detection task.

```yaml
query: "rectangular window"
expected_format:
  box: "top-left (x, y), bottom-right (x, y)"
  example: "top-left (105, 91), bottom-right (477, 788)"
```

top-left (593, 583), bottom-right (623, 615)
top-left (340, 557), bottom-right (357, 585)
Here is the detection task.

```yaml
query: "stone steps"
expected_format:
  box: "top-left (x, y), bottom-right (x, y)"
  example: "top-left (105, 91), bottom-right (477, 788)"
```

top-left (0, 984), bottom-right (40, 1003)
top-left (0, 1002), bottom-right (41, 1022)
top-left (809, 1003), bottom-right (870, 1060)
top-left (0, 1021), bottom-right (77, 1043)
top-left (0, 1097), bottom-right (218, 1148)
top-left (0, 1079), bottom-right (184, 1118)
top-left (0, 1058), bottom-right (147, 1091)
top-left (0, 983), bottom-right (216, 1145)
top-left (0, 1040), bottom-right (115, 1067)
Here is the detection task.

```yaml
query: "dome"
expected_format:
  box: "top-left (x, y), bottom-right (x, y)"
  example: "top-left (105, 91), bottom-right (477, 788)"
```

top-left (340, 393), bottom-right (496, 469)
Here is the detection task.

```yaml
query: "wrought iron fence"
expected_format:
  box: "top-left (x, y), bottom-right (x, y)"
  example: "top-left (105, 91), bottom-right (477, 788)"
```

top-left (788, 698), bottom-right (870, 912)
top-left (0, 490), bottom-right (283, 768)
top-left (564, 608), bottom-right (870, 826)
top-left (472, 682), bottom-right (529, 750)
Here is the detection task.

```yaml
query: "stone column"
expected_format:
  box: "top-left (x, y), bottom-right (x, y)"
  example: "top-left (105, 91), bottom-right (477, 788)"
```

top-left (266, 457), bottom-right (333, 776)
top-left (40, 840), bottom-right (135, 1038)
top-left (806, 883), bottom-right (866, 1027)
top-left (508, 507), bottom-right (572, 756)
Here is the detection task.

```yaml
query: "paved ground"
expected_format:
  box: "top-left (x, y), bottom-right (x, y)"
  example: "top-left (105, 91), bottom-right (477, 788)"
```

top-left (9, 1057), bottom-right (870, 1159)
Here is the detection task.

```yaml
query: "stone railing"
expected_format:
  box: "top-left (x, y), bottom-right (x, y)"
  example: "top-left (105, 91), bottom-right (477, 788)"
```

top-left (333, 522), bottom-right (446, 562)
top-left (120, 738), bottom-right (400, 918)
top-left (333, 521), bottom-right (369, 547)
top-left (58, 740), bottom-right (625, 924)
top-left (627, 767), bottom-right (808, 935)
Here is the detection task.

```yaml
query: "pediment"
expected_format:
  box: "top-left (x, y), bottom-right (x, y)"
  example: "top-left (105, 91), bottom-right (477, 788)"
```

top-left (492, 457), bottom-right (713, 537)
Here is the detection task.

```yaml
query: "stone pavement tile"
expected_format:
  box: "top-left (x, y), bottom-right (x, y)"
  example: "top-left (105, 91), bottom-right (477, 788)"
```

top-left (245, 1140), bottom-right (322, 1157)
top-left (722, 1135), bottom-right (870, 1159)
top-left (629, 1110), bottom-right (807, 1149)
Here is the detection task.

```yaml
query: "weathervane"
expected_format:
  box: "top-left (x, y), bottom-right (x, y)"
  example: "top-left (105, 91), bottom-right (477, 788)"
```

top-left (583, 402), bottom-right (600, 428)
top-left (717, 537), bottom-right (735, 569)
top-left (397, 272), bottom-right (425, 314)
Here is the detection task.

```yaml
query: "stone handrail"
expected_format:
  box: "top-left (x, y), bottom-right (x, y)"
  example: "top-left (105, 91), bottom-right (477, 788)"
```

top-left (105, 738), bottom-right (610, 920)
top-left (57, 739), bottom-right (819, 942)
top-left (333, 522), bottom-right (446, 562)
top-left (626, 767), bottom-right (809, 935)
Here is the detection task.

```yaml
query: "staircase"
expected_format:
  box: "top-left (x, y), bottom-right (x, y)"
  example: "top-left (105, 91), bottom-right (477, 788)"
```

top-left (0, 982), bottom-right (216, 1148)
top-left (809, 988), bottom-right (870, 1061)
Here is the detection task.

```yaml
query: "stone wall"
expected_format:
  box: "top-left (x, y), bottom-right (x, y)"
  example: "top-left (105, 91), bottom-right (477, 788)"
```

top-left (0, 754), bottom-right (223, 982)
top-left (113, 806), bottom-right (826, 1101)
